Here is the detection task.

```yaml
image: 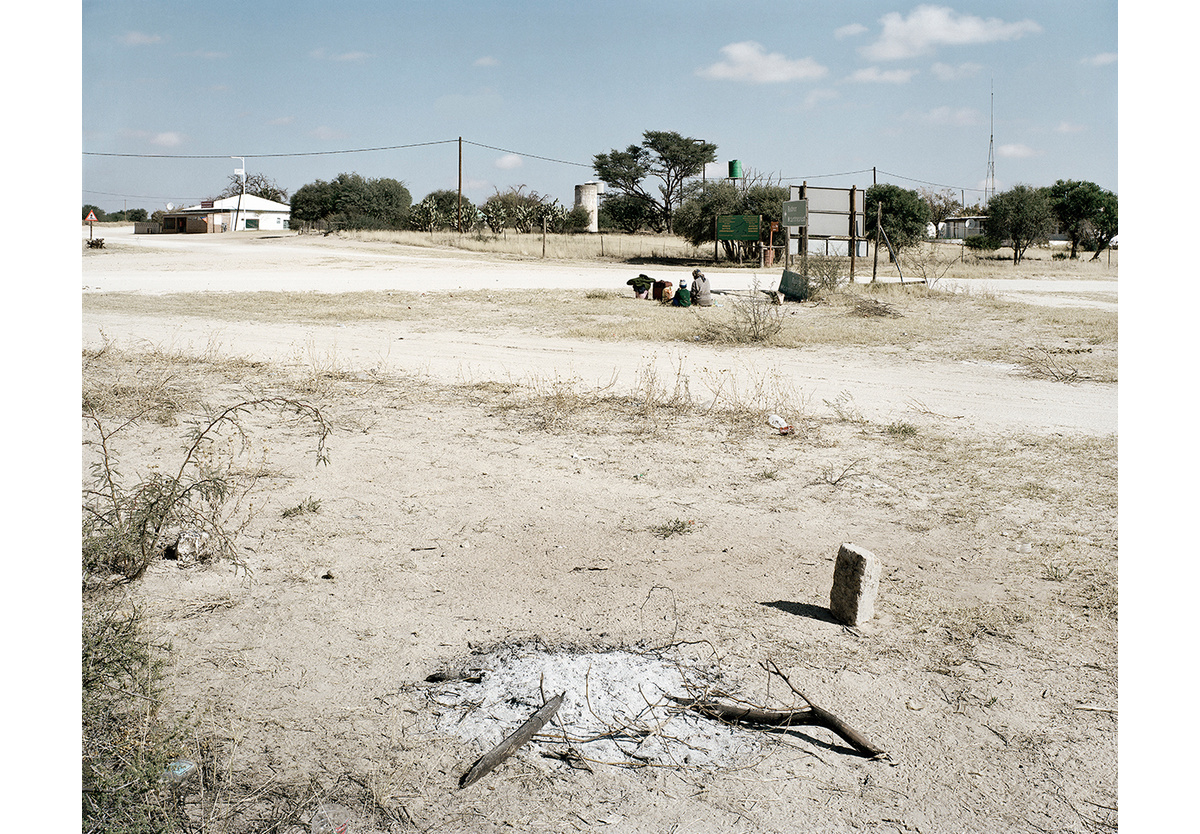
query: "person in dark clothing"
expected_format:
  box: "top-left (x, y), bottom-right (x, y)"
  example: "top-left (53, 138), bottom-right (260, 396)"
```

top-left (690, 269), bottom-right (712, 307)
top-left (672, 280), bottom-right (692, 307)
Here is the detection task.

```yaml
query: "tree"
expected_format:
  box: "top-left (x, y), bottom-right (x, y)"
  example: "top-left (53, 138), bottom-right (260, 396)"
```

top-left (217, 171), bottom-right (289, 203)
top-left (413, 189), bottom-right (476, 232)
top-left (478, 186), bottom-right (560, 234)
top-left (1046, 179), bottom-right (1116, 259)
top-left (289, 173), bottom-right (411, 229)
top-left (985, 184), bottom-right (1053, 265)
top-left (865, 184), bottom-right (930, 256)
top-left (1047, 179), bottom-right (1093, 259)
top-left (1085, 189), bottom-right (1117, 260)
top-left (593, 131), bottom-right (717, 233)
top-left (673, 179), bottom-right (788, 260)
top-left (919, 188), bottom-right (962, 237)
top-left (597, 193), bottom-right (659, 233)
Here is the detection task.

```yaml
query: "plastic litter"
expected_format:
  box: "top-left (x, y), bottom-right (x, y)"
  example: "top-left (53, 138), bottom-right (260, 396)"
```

top-left (767, 414), bottom-right (792, 435)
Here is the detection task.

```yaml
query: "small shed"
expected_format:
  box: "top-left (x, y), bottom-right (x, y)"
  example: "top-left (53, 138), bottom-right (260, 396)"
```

top-left (938, 216), bottom-right (988, 240)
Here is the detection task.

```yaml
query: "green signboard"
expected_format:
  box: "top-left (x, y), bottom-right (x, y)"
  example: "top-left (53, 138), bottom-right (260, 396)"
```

top-left (781, 199), bottom-right (808, 227)
top-left (716, 214), bottom-right (762, 241)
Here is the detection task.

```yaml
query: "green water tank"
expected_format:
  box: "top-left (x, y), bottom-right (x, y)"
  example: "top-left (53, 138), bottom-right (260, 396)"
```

top-left (728, 160), bottom-right (743, 179)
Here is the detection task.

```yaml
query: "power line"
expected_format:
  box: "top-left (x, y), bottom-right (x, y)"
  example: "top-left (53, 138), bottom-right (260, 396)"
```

top-left (461, 140), bottom-right (592, 169)
top-left (82, 139), bottom-right (458, 159)
top-left (874, 168), bottom-right (989, 196)
top-left (779, 168), bottom-right (875, 182)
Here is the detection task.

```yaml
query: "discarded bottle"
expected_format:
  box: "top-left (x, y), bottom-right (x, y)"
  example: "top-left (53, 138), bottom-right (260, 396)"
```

top-left (160, 759), bottom-right (198, 792)
top-left (310, 802), bottom-right (350, 834)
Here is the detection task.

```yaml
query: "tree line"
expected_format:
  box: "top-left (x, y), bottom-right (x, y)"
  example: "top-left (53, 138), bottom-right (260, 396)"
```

top-left (85, 130), bottom-right (1116, 258)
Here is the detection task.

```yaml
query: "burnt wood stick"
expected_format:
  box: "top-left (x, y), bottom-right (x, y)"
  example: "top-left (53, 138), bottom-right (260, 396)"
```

top-left (459, 692), bottom-right (565, 788)
top-left (666, 695), bottom-right (886, 758)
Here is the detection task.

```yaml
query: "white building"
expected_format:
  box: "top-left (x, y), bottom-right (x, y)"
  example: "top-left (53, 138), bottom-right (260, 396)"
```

top-left (158, 194), bottom-right (291, 233)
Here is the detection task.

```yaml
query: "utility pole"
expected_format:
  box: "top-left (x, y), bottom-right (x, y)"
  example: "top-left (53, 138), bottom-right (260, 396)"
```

top-left (457, 137), bottom-right (463, 233)
top-left (231, 157), bottom-right (246, 232)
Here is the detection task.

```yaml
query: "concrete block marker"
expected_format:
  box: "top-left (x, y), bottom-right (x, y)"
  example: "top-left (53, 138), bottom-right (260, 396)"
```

top-left (829, 543), bottom-right (881, 626)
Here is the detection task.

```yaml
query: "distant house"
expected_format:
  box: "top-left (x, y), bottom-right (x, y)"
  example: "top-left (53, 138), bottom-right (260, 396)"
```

top-left (937, 215), bottom-right (988, 240)
top-left (155, 194), bottom-right (291, 234)
top-left (937, 214), bottom-right (1069, 245)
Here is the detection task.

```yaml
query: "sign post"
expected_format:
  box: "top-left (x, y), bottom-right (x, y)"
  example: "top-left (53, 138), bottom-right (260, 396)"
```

top-left (86, 209), bottom-right (98, 239)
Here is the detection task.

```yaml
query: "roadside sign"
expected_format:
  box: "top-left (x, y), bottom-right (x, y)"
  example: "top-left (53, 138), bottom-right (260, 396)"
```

top-left (716, 214), bottom-right (762, 241)
top-left (86, 210), bottom-right (98, 222)
top-left (781, 199), bottom-right (808, 227)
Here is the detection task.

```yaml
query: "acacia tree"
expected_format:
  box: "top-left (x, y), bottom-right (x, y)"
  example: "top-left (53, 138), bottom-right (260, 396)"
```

top-left (865, 184), bottom-right (930, 257)
top-left (217, 172), bottom-right (289, 203)
top-left (985, 184), bottom-right (1053, 265)
top-left (593, 131), bottom-right (717, 234)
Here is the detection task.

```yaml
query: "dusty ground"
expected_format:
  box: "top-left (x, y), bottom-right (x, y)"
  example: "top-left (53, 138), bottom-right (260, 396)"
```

top-left (82, 227), bottom-right (1117, 833)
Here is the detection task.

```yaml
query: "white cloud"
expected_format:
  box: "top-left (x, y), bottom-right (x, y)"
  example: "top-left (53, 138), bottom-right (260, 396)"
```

top-left (310, 125), bottom-right (349, 141)
top-left (847, 66), bottom-right (917, 84)
top-left (121, 31), bottom-right (162, 46)
top-left (919, 106), bottom-right (983, 126)
top-left (804, 88), bottom-right (840, 108)
top-left (268, 116), bottom-right (295, 126)
top-left (931, 61), bottom-right (982, 81)
top-left (862, 5), bottom-right (1041, 61)
top-left (1055, 121), bottom-right (1086, 133)
top-left (835, 23), bottom-right (867, 39)
top-left (150, 132), bottom-right (183, 147)
top-left (1083, 52), bottom-right (1117, 66)
top-left (998, 143), bottom-right (1038, 158)
top-left (474, 56), bottom-right (499, 67)
top-left (309, 48), bottom-right (370, 62)
top-left (495, 154), bottom-right (523, 170)
top-left (697, 41), bottom-right (827, 83)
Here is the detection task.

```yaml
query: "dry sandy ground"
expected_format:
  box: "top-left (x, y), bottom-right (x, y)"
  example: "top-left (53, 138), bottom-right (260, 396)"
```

top-left (82, 228), bottom-right (1118, 833)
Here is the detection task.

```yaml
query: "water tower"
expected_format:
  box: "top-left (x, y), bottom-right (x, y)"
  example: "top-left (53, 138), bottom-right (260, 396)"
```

top-left (574, 181), bottom-right (602, 233)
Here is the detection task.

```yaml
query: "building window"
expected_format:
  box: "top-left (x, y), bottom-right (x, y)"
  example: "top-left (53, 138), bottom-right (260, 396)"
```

top-left (244, 218), bottom-right (259, 230)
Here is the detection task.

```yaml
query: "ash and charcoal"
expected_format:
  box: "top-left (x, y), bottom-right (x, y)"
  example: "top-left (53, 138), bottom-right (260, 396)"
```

top-left (427, 645), bottom-right (769, 772)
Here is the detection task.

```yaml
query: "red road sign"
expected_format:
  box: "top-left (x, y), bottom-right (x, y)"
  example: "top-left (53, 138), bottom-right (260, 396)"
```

top-left (86, 210), bottom-right (98, 222)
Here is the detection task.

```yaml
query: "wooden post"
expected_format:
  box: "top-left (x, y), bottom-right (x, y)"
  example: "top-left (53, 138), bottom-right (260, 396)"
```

top-left (542, 216), bottom-right (547, 258)
top-left (872, 203), bottom-right (881, 283)
top-left (800, 182), bottom-right (808, 279)
top-left (457, 137), bottom-right (463, 233)
top-left (849, 186), bottom-right (858, 283)
top-left (714, 217), bottom-right (718, 263)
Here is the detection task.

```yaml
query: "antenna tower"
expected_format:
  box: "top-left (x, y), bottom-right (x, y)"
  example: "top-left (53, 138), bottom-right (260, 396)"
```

top-left (984, 82), bottom-right (996, 203)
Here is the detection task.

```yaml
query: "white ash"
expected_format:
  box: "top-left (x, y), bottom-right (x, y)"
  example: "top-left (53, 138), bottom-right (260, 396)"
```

top-left (429, 646), bottom-right (766, 771)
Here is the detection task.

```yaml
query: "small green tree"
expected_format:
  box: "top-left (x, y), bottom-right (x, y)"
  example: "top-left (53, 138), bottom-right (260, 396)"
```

top-left (865, 184), bottom-right (930, 256)
top-left (986, 184), bottom-right (1053, 265)
top-left (598, 192), bottom-right (659, 233)
top-left (290, 173), bottom-right (411, 229)
top-left (1085, 188), bottom-right (1118, 260)
top-left (1047, 179), bottom-right (1109, 259)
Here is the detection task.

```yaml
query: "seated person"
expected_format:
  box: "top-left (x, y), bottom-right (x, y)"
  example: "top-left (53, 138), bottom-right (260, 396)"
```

top-left (672, 280), bottom-right (692, 307)
top-left (690, 269), bottom-right (712, 307)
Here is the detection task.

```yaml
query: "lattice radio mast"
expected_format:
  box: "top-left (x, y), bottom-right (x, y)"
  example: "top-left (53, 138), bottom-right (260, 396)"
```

top-left (984, 82), bottom-right (996, 203)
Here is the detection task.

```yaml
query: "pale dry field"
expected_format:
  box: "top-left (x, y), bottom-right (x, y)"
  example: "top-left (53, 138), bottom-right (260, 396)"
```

top-left (83, 227), bottom-right (1117, 833)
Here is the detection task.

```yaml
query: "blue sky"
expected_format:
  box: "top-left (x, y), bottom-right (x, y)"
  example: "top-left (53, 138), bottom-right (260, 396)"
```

top-left (80, 1), bottom-right (1118, 214)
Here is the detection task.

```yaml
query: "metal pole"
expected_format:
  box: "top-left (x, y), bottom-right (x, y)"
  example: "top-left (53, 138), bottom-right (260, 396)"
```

top-left (458, 137), bottom-right (463, 233)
